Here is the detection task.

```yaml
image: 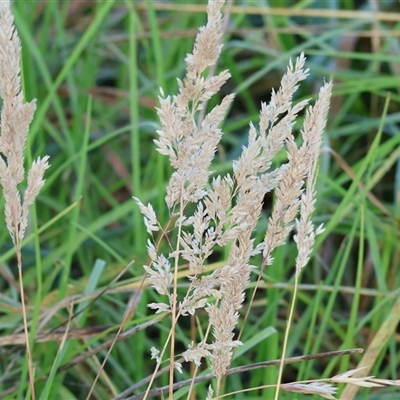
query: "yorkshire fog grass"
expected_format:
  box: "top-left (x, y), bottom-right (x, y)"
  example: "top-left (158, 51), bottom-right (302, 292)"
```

top-left (1, 0), bottom-right (400, 399)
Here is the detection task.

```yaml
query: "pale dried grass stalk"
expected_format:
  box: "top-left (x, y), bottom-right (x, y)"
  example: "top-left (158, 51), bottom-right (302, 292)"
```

top-left (280, 367), bottom-right (400, 399)
top-left (0, 1), bottom-right (50, 398)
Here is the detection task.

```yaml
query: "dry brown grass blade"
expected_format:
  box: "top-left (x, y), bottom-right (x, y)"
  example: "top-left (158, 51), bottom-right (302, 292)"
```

top-left (339, 297), bottom-right (400, 400)
top-left (0, 325), bottom-right (116, 346)
top-left (328, 148), bottom-right (392, 218)
top-left (125, 26), bottom-right (400, 40)
top-left (137, 3), bottom-right (400, 23)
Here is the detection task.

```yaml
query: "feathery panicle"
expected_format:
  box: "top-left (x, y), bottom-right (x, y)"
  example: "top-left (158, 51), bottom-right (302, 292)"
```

top-left (0, 0), bottom-right (50, 245)
top-left (234, 53), bottom-right (309, 195)
top-left (153, 0), bottom-right (234, 209)
top-left (294, 82), bottom-right (332, 274)
top-left (185, 0), bottom-right (226, 76)
top-left (19, 155), bottom-right (50, 241)
top-left (256, 54), bottom-right (316, 265)
top-left (133, 197), bottom-right (160, 235)
top-left (0, 0), bottom-right (34, 185)
top-left (280, 382), bottom-right (337, 399)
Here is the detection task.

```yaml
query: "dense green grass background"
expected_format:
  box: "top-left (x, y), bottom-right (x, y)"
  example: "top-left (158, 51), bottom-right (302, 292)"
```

top-left (0, 1), bottom-right (399, 399)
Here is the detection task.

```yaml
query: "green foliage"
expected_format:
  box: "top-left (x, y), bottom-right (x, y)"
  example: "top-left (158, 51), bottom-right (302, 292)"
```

top-left (0, 0), bottom-right (399, 399)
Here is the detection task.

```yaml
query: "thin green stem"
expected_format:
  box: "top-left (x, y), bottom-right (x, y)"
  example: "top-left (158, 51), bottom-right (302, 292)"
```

top-left (274, 273), bottom-right (299, 400)
top-left (16, 241), bottom-right (36, 400)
